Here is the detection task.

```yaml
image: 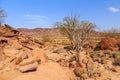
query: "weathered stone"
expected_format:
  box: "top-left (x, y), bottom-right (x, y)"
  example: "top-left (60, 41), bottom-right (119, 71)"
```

top-left (18, 56), bottom-right (40, 66)
top-left (3, 48), bottom-right (19, 57)
top-left (2, 24), bottom-right (19, 37)
top-left (31, 47), bottom-right (47, 63)
top-left (95, 38), bottom-right (119, 51)
top-left (18, 62), bottom-right (38, 72)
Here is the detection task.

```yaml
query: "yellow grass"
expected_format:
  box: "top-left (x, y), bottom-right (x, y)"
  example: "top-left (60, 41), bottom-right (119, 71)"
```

top-left (35, 36), bottom-right (102, 45)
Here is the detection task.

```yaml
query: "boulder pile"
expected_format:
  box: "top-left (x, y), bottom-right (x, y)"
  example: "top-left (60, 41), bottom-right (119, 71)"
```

top-left (0, 24), bottom-right (47, 72)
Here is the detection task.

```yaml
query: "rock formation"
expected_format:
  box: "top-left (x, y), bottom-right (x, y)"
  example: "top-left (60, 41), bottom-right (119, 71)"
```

top-left (95, 38), bottom-right (120, 51)
top-left (0, 24), bottom-right (47, 72)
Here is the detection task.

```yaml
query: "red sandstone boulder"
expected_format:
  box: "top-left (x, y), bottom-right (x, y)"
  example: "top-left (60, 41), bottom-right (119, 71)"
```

top-left (18, 56), bottom-right (41, 66)
top-left (18, 62), bottom-right (38, 72)
top-left (95, 38), bottom-right (119, 51)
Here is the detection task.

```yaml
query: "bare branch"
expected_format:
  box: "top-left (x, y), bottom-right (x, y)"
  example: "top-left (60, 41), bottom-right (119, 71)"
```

top-left (0, 8), bottom-right (7, 25)
top-left (56, 15), bottom-right (97, 62)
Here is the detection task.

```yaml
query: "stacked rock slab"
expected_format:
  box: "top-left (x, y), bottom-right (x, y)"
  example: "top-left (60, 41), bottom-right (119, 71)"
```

top-left (0, 24), bottom-right (47, 72)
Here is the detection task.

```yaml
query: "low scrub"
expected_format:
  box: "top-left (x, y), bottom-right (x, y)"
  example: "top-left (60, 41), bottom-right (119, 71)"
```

top-left (90, 50), bottom-right (120, 66)
top-left (41, 35), bottom-right (52, 42)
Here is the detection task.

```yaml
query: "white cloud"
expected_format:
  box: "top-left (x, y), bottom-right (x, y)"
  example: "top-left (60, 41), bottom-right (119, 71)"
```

top-left (24, 14), bottom-right (47, 24)
top-left (24, 14), bottom-right (47, 18)
top-left (28, 19), bottom-right (46, 24)
top-left (34, 15), bottom-right (47, 18)
top-left (109, 6), bottom-right (120, 12)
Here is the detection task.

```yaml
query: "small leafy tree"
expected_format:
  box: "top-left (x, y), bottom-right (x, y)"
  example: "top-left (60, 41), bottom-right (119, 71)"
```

top-left (56, 15), bottom-right (97, 62)
top-left (0, 8), bottom-right (7, 25)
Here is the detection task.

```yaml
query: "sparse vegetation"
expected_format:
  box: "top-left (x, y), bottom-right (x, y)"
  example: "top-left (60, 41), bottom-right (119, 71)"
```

top-left (90, 50), bottom-right (120, 66)
top-left (41, 35), bottom-right (52, 42)
top-left (102, 28), bottom-right (120, 39)
top-left (1, 1), bottom-right (120, 80)
top-left (56, 15), bottom-right (97, 62)
top-left (114, 56), bottom-right (120, 65)
top-left (90, 51), bottom-right (103, 58)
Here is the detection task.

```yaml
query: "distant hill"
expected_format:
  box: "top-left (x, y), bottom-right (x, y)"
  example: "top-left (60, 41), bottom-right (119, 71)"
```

top-left (17, 28), bottom-right (101, 39)
top-left (17, 28), bottom-right (63, 38)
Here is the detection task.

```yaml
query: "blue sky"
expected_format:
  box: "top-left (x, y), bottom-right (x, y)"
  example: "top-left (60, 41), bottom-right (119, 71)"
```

top-left (0, 0), bottom-right (120, 31)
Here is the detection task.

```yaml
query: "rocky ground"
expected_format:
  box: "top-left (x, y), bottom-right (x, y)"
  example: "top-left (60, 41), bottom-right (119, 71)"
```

top-left (0, 24), bottom-right (120, 80)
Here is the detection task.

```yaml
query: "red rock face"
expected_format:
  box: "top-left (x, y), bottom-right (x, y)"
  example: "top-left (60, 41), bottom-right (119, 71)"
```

top-left (95, 38), bottom-right (119, 51)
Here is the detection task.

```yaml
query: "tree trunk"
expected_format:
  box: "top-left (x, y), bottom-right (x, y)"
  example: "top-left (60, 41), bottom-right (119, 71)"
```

top-left (76, 47), bottom-right (82, 62)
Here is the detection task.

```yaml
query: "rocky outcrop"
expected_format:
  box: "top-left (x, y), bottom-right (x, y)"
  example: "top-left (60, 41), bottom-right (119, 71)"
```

top-left (0, 24), bottom-right (47, 72)
top-left (95, 38), bottom-right (119, 51)
top-left (0, 24), bottom-right (19, 37)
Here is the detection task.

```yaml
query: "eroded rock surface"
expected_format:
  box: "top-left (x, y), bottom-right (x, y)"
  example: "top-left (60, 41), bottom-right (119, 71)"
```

top-left (95, 38), bottom-right (119, 51)
top-left (0, 24), bottom-right (47, 72)
top-left (13, 62), bottom-right (76, 80)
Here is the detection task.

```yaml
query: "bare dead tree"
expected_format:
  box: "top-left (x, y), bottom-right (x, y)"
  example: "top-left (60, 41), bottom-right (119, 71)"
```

top-left (0, 8), bottom-right (7, 25)
top-left (57, 15), bottom-right (97, 62)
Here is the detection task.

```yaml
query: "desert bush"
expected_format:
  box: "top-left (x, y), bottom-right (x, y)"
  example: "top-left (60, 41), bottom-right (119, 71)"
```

top-left (104, 50), bottom-right (116, 58)
top-left (56, 15), bottom-right (97, 62)
top-left (103, 51), bottom-right (120, 65)
top-left (90, 50), bottom-right (119, 58)
top-left (114, 56), bottom-right (120, 65)
top-left (90, 51), bottom-right (103, 58)
top-left (61, 39), bottom-right (71, 45)
top-left (112, 51), bottom-right (120, 65)
top-left (52, 38), bottom-right (71, 45)
top-left (91, 50), bottom-right (120, 66)
top-left (41, 35), bottom-right (52, 42)
top-left (104, 50), bottom-right (120, 58)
